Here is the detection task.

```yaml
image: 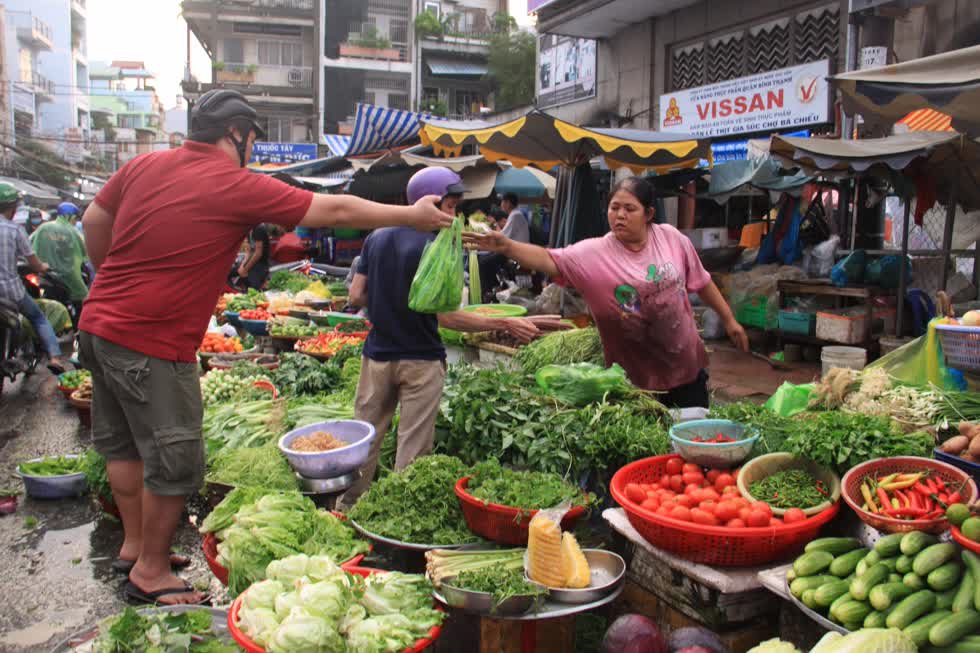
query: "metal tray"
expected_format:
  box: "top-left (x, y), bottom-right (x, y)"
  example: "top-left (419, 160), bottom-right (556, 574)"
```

top-left (49, 606), bottom-right (231, 652)
top-left (348, 518), bottom-right (471, 552)
top-left (784, 579), bottom-right (850, 635)
top-left (439, 579), bottom-right (543, 617)
top-left (433, 582), bottom-right (624, 621)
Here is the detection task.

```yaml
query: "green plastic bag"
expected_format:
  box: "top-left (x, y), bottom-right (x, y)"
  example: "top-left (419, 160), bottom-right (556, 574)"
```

top-left (764, 382), bottom-right (815, 417)
top-left (535, 363), bottom-right (628, 406)
top-left (20, 298), bottom-right (71, 340)
top-left (866, 319), bottom-right (958, 389)
top-left (468, 249), bottom-right (482, 306)
top-left (408, 217), bottom-right (463, 313)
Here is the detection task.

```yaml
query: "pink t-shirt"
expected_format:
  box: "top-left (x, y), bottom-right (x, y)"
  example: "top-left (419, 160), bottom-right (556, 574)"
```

top-left (549, 224), bottom-right (711, 391)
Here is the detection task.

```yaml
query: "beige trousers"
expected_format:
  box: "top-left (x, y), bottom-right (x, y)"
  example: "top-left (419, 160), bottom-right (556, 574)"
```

top-left (339, 356), bottom-right (446, 508)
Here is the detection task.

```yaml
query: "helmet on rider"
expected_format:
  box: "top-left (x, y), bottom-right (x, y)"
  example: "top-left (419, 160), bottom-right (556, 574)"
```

top-left (406, 167), bottom-right (466, 205)
top-left (0, 182), bottom-right (21, 214)
top-left (190, 89), bottom-right (266, 168)
top-left (57, 202), bottom-right (80, 217)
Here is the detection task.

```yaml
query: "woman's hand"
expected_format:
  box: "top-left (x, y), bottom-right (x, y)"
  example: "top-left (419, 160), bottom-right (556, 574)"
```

top-left (501, 317), bottom-right (541, 343)
top-left (462, 230), bottom-right (511, 254)
top-left (725, 318), bottom-right (749, 352)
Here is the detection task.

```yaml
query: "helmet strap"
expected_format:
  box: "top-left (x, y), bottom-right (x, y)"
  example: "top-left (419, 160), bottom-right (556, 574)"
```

top-left (228, 130), bottom-right (251, 168)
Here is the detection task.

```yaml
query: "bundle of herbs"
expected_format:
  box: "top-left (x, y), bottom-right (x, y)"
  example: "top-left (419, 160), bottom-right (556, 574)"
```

top-left (273, 352), bottom-right (341, 396)
top-left (206, 443), bottom-right (299, 491)
top-left (449, 566), bottom-right (548, 609)
top-left (91, 607), bottom-right (235, 653)
top-left (80, 449), bottom-right (111, 500)
top-left (514, 327), bottom-right (604, 374)
top-left (708, 402), bottom-right (795, 458)
top-left (466, 459), bottom-right (592, 510)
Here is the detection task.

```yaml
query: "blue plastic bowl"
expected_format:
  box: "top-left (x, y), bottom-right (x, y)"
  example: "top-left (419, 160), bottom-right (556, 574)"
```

top-left (223, 311), bottom-right (241, 328)
top-left (238, 318), bottom-right (269, 337)
top-left (278, 420), bottom-right (376, 479)
top-left (16, 455), bottom-right (88, 499)
top-left (668, 419), bottom-right (759, 468)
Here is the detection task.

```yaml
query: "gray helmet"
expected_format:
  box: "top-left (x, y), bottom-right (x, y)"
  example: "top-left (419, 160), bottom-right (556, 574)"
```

top-left (191, 89), bottom-right (266, 166)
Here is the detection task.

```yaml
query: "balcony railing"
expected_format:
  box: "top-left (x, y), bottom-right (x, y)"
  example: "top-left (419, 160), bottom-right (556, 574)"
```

top-left (17, 15), bottom-right (54, 49)
top-left (215, 64), bottom-right (313, 88)
top-left (31, 72), bottom-right (55, 95)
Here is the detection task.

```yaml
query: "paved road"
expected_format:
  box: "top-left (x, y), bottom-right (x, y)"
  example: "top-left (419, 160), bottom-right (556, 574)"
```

top-left (0, 369), bottom-right (224, 651)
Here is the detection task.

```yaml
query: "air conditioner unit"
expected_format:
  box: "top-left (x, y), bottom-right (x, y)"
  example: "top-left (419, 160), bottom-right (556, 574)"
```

top-left (288, 69), bottom-right (304, 84)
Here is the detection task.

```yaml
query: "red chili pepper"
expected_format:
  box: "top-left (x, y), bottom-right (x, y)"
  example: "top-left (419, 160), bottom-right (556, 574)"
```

top-left (925, 478), bottom-right (940, 493)
top-left (877, 487), bottom-right (892, 510)
top-left (908, 491), bottom-right (921, 510)
top-left (896, 489), bottom-right (911, 508)
top-left (884, 507), bottom-right (928, 519)
top-left (948, 492), bottom-right (963, 505)
top-left (925, 509), bottom-right (945, 519)
top-left (914, 482), bottom-right (933, 498)
top-left (939, 493), bottom-right (950, 504)
top-left (935, 477), bottom-right (947, 492)
top-left (815, 484), bottom-right (828, 497)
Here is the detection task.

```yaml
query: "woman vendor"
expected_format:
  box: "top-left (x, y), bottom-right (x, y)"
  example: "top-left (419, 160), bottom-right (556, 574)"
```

top-left (463, 176), bottom-right (748, 408)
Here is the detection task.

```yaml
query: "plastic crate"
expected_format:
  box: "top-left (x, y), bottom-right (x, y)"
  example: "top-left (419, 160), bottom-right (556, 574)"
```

top-left (934, 448), bottom-right (980, 487)
top-left (735, 295), bottom-right (768, 329)
top-left (816, 308), bottom-right (867, 344)
top-left (935, 323), bottom-right (980, 373)
top-left (778, 310), bottom-right (816, 335)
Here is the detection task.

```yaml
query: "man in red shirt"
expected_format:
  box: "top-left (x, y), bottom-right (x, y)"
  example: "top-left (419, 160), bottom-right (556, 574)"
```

top-left (78, 90), bottom-right (450, 605)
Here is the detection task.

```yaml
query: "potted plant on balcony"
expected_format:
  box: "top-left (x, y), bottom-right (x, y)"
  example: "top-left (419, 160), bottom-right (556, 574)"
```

top-left (340, 25), bottom-right (400, 60)
top-left (414, 10), bottom-right (442, 40)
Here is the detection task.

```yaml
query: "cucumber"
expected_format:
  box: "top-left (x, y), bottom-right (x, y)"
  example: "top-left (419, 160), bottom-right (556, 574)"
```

top-left (790, 574), bottom-right (837, 598)
top-left (806, 537), bottom-right (861, 556)
top-left (903, 610), bottom-right (953, 648)
top-left (938, 587), bottom-right (960, 611)
top-left (786, 567), bottom-right (797, 582)
top-left (915, 543), bottom-right (959, 576)
top-left (875, 532), bottom-right (905, 557)
top-left (864, 604), bottom-right (896, 628)
top-left (830, 549), bottom-right (868, 577)
top-left (887, 589), bottom-right (938, 629)
top-left (961, 550), bottom-right (980, 611)
top-left (829, 590), bottom-right (853, 616)
top-left (832, 599), bottom-right (872, 625)
top-left (929, 609), bottom-right (980, 647)
top-left (905, 572), bottom-right (927, 590)
top-left (954, 570), bottom-right (976, 612)
top-left (922, 635), bottom-right (980, 653)
top-left (802, 588), bottom-right (819, 609)
top-left (814, 580), bottom-right (852, 608)
top-left (897, 554), bottom-right (914, 574)
top-left (902, 531), bottom-right (939, 556)
top-left (794, 551), bottom-right (835, 577)
top-left (856, 559), bottom-right (870, 578)
top-left (880, 558), bottom-right (899, 571)
top-left (869, 582), bottom-right (916, 611)
top-left (851, 563), bottom-right (891, 601)
top-left (864, 550), bottom-right (882, 566)
top-left (930, 562), bottom-right (965, 592)
top-left (889, 573), bottom-right (903, 583)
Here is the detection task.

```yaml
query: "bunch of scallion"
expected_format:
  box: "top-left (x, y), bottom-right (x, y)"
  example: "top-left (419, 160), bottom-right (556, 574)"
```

top-left (425, 548), bottom-right (525, 587)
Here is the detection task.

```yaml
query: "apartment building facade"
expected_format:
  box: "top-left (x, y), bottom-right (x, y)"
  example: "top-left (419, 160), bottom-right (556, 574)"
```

top-left (6, 0), bottom-right (90, 157)
top-left (182, 0), bottom-right (320, 144)
top-left (89, 60), bottom-right (168, 170)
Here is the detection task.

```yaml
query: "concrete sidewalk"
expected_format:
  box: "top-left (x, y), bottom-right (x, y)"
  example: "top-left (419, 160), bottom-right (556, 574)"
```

top-left (706, 342), bottom-right (821, 404)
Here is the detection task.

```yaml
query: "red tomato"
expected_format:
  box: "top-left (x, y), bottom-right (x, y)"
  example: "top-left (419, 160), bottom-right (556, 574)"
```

top-left (721, 486), bottom-right (741, 497)
top-left (670, 506), bottom-right (692, 522)
top-left (675, 495), bottom-right (694, 508)
top-left (726, 518), bottom-right (746, 528)
top-left (658, 489), bottom-right (676, 501)
top-left (669, 475), bottom-right (684, 493)
top-left (714, 473), bottom-right (735, 491)
top-left (656, 506), bottom-right (671, 517)
top-left (783, 508), bottom-right (807, 524)
top-left (682, 463), bottom-right (701, 475)
top-left (659, 475), bottom-right (671, 489)
top-left (690, 508), bottom-right (719, 526)
top-left (626, 484), bottom-right (646, 504)
top-left (747, 510), bottom-right (771, 527)
top-left (751, 502), bottom-right (773, 517)
top-left (684, 483), bottom-right (701, 496)
top-left (705, 469), bottom-right (722, 484)
top-left (734, 497), bottom-right (751, 509)
top-left (732, 468), bottom-right (740, 481)
top-left (770, 517), bottom-right (784, 526)
top-left (682, 471), bottom-right (705, 486)
top-left (665, 458), bottom-right (684, 475)
top-left (715, 500), bottom-right (738, 523)
top-left (641, 498), bottom-right (659, 511)
top-left (700, 488), bottom-right (720, 502)
top-left (699, 500), bottom-right (718, 515)
top-left (738, 507), bottom-right (752, 522)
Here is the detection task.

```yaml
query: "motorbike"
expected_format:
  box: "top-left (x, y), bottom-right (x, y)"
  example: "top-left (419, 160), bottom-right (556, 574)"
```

top-left (0, 298), bottom-right (43, 393)
top-left (18, 262), bottom-right (87, 330)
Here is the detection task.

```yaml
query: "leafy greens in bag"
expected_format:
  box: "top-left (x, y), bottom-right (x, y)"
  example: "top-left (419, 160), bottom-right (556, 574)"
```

top-left (535, 363), bottom-right (629, 406)
top-left (408, 217), bottom-right (463, 313)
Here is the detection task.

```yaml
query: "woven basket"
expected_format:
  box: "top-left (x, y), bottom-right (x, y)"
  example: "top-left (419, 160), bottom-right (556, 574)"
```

top-left (737, 453), bottom-right (840, 517)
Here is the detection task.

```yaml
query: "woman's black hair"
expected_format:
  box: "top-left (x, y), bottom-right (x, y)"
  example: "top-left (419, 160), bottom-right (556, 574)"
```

top-left (610, 176), bottom-right (656, 211)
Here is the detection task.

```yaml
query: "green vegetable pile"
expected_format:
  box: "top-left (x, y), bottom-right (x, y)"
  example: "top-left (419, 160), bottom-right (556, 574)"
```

top-left (708, 401), bottom-right (795, 458)
top-left (204, 399), bottom-right (286, 455)
top-left (450, 566), bottom-right (547, 609)
top-left (81, 449), bottom-right (111, 500)
top-left (535, 362), bottom-right (628, 406)
top-left (200, 369), bottom-right (272, 406)
top-left (92, 607), bottom-right (235, 653)
top-left (200, 489), bottom-right (369, 596)
top-left (237, 554), bottom-right (443, 653)
top-left (785, 412), bottom-right (933, 476)
top-left (226, 360), bottom-right (270, 379)
top-left (335, 319), bottom-right (368, 333)
top-left (273, 353), bottom-right (341, 396)
top-left (408, 216), bottom-right (463, 313)
top-left (349, 455), bottom-right (479, 545)
top-left (58, 369), bottom-right (90, 390)
top-left (268, 270), bottom-right (312, 294)
top-left (466, 459), bottom-right (592, 511)
top-left (270, 323), bottom-right (324, 338)
top-left (206, 443), bottom-right (299, 491)
top-left (749, 469), bottom-right (825, 510)
top-left (18, 455), bottom-right (83, 477)
top-left (226, 288), bottom-right (265, 312)
top-left (513, 327), bottom-right (604, 374)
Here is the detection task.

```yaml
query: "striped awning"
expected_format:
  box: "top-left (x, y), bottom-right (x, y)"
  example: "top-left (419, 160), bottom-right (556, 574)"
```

top-left (324, 135), bottom-right (351, 157)
top-left (898, 109), bottom-right (954, 132)
top-left (344, 103), bottom-right (436, 157)
top-left (427, 59), bottom-right (488, 76)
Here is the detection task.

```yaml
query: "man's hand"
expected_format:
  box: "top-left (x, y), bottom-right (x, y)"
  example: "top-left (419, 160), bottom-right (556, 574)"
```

top-left (41, 262), bottom-right (50, 274)
top-left (725, 318), bottom-right (749, 352)
top-left (410, 195), bottom-right (454, 232)
top-left (462, 230), bottom-right (510, 254)
top-left (501, 318), bottom-right (540, 343)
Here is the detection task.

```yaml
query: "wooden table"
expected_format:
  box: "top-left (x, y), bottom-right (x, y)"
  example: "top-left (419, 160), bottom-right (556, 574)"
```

top-left (776, 280), bottom-right (895, 351)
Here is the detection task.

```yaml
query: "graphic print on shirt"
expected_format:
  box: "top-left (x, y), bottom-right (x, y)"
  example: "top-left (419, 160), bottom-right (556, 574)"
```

top-left (614, 284), bottom-right (641, 314)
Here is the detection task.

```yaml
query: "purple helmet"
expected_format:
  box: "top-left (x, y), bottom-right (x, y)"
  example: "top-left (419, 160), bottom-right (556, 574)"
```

top-left (406, 167), bottom-right (466, 204)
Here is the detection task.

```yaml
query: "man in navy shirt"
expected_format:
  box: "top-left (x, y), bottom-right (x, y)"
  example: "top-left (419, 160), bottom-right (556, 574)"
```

top-left (339, 168), bottom-right (539, 507)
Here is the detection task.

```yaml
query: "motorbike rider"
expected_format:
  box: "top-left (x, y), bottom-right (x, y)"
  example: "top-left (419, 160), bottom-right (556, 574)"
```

top-left (30, 202), bottom-right (90, 309)
top-left (0, 184), bottom-right (66, 374)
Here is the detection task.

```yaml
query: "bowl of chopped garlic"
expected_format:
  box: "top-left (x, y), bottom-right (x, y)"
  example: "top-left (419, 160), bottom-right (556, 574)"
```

top-left (278, 420), bottom-right (377, 479)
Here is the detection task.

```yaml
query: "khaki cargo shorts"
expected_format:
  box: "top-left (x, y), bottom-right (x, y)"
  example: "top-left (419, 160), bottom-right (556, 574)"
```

top-left (78, 332), bottom-right (205, 496)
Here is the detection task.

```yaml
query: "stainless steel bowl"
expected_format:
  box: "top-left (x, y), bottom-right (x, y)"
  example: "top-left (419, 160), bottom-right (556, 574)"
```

top-left (296, 471), bottom-right (355, 494)
top-left (440, 578), bottom-right (541, 616)
top-left (278, 420), bottom-right (376, 479)
top-left (534, 549), bottom-right (626, 605)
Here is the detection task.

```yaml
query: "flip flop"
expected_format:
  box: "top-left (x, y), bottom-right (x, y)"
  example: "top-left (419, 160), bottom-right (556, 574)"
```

top-left (112, 553), bottom-right (192, 574)
top-left (124, 581), bottom-right (210, 606)
top-left (47, 362), bottom-right (66, 375)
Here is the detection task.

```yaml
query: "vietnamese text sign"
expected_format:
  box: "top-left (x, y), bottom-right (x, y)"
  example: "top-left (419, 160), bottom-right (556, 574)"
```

top-left (250, 142), bottom-right (317, 165)
top-left (660, 60), bottom-right (830, 138)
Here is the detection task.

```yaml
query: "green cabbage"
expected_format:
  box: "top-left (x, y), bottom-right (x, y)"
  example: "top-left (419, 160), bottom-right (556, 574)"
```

top-left (747, 640), bottom-right (800, 653)
top-left (810, 629), bottom-right (915, 653)
top-left (361, 572), bottom-right (434, 616)
top-left (408, 216), bottom-right (463, 313)
top-left (237, 607), bottom-right (279, 647)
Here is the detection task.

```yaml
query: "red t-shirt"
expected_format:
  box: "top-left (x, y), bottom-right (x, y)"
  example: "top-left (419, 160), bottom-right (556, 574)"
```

top-left (80, 141), bottom-right (313, 361)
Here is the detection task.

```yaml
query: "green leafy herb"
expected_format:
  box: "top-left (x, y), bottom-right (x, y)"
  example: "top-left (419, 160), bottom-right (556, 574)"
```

top-left (273, 353), bottom-right (341, 396)
top-left (349, 455), bottom-right (479, 545)
top-left (23, 516), bottom-right (37, 529)
top-left (226, 360), bottom-right (270, 379)
top-left (206, 443), bottom-right (300, 491)
top-left (451, 566), bottom-right (547, 609)
top-left (81, 449), bottom-right (111, 500)
top-left (749, 469), bottom-right (825, 509)
top-left (709, 402), bottom-right (796, 459)
top-left (93, 606), bottom-right (236, 652)
top-left (467, 459), bottom-right (592, 511)
top-left (268, 270), bottom-right (313, 294)
top-left (514, 327), bottom-right (604, 374)
top-left (58, 369), bottom-right (91, 389)
top-left (18, 455), bottom-right (83, 476)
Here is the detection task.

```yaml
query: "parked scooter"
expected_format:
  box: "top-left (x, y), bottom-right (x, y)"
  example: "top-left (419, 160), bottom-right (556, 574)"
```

top-left (18, 262), bottom-right (87, 330)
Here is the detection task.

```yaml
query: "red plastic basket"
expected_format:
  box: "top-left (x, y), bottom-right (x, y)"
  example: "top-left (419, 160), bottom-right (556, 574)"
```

top-left (841, 456), bottom-right (978, 535)
top-left (96, 494), bottom-right (121, 519)
top-left (610, 454), bottom-right (840, 566)
top-left (951, 526), bottom-right (980, 554)
top-left (202, 512), bottom-right (369, 586)
top-left (454, 477), bottom-right (587, 545)
top-left (227, 566), bottom-right (443, 653)
top-left (57, 385), bottom-right (75, 400)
